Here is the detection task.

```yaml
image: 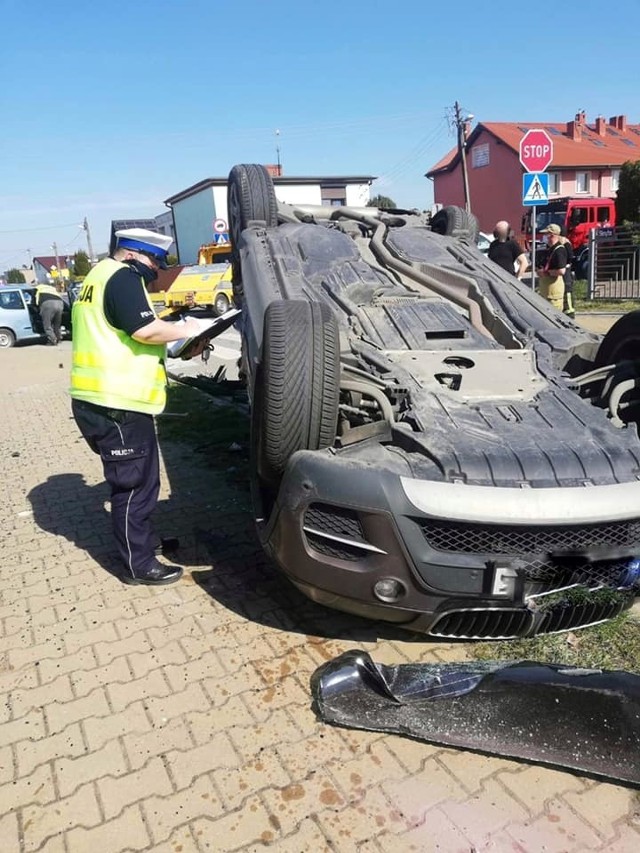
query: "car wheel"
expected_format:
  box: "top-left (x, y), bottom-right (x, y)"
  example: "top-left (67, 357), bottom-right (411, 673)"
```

top-left (594, 310), bottom-right (640, 367)
top-left (430, 205), bottom-right (479, 242)
top-left (214, 293), bottom-right (230, 316)
top-left (0, 328), bottom-right (16, 348)
top-left (228, 164), bottom-right (279, 305)
top-left (254, 300), bottom-right (340, 483)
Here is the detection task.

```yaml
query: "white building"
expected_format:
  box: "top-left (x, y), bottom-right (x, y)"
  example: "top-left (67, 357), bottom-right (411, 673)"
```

top-left (163, 172), bottom-right (376, 264)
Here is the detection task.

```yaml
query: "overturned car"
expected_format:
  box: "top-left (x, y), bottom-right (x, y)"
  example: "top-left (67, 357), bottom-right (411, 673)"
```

top-left (228, 163), bottom-right (640, 639)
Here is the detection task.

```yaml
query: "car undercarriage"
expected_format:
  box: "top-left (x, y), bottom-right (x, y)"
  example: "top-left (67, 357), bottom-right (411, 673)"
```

top-left (228, 163), bottom-right (640, 638)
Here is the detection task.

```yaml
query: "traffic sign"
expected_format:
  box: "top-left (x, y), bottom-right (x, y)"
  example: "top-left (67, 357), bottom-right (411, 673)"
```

top-left (213, 218), bottom-right (228, 233)
top-left (522, 172), bottom-right (549, 206)
top-left (213, 232), bottom-right (229, 245)
top-left (519, 129), bottom-right (554, 172)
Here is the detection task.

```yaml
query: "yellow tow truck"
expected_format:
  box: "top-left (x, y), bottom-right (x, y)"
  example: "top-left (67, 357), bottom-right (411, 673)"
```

top-left (150, 238), bottom-right (234, 317)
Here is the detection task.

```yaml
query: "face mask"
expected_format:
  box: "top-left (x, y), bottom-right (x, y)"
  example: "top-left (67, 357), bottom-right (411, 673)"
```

top-left (129, 258), bottom-right (158, 283)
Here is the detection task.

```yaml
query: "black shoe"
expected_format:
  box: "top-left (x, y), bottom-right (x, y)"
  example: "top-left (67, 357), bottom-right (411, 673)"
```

top-left (121, 558), bottom-right (184, 585)
top-left (154, 536), bottom-right (180, 556)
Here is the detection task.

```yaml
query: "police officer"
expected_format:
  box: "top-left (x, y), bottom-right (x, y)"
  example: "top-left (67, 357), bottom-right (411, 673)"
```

top-left (70, 228), bottom-right (205, 585)
top-left (36, 281), bottom-right (65, 345)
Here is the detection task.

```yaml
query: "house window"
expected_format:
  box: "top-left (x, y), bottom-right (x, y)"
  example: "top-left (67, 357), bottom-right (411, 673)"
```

top-left (611, 169), bottom-right (621, 191)
top-left (321, 185), bottom-right (346, 206)
top-left (547, 172), bottom-right (560, 194)
top-left (575, 172), bottom-right (590, 193)
top-left (471, 143), bottom-right (490, 168)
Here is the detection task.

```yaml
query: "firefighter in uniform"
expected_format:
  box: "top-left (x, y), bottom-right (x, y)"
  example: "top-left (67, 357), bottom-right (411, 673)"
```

top-left (535, 223), bottom-right (568, 311)
top-left (70, 229), bottom-right (205, 585)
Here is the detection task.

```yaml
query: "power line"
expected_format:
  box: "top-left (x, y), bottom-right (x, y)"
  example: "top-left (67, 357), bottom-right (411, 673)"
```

top-left (377, 119), bottom-right (448, 184)
top-left (0, 221), bottom-right (80, 235)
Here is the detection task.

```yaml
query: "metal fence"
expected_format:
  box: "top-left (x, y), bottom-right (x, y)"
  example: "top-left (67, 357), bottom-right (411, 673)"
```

top-left (588, 225), bottom-right (640, 300)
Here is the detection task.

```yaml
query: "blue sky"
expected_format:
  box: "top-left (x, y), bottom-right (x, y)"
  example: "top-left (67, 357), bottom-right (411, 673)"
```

top-left (1, 0), bottom-right (639, 270)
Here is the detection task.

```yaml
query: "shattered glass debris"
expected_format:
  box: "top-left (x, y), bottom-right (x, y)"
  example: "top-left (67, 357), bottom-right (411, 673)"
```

top-left (311, 650), bottom-right (640, 786)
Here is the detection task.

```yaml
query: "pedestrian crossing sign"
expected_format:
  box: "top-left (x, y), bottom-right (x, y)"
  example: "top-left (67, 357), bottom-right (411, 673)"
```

top-left (522, 172), bottom-right (549, 206)
top-left (213, 232), bottom-right (229, 244)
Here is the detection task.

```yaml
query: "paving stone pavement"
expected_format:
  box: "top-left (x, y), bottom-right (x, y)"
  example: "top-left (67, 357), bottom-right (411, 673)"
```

top-left (1, 343), bottom-right (639, 853)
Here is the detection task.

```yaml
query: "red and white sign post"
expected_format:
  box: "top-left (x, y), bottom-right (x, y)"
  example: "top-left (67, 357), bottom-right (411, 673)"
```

top-left (519, 129), bottom-right (554, 289)
top-left (519, 129), bottom-right (553, 173)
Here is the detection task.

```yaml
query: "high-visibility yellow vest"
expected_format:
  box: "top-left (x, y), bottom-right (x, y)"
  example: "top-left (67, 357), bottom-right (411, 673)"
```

top-left (69, 258), bottom-right (166, 414)
top-left (35, 283), bottom-right (63, 302)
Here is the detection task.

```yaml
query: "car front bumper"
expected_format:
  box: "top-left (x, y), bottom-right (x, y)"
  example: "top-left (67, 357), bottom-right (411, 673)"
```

top-left (263, 449), bottom-right (640, 638)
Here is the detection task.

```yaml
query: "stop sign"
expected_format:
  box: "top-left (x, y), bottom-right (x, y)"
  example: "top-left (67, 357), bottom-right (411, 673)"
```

top-left (519, 128), bottom-right (554, 172)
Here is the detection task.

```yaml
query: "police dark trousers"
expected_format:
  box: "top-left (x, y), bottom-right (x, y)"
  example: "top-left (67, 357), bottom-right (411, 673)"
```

top-left (71, 399), bottom-right (160, 577)
top-left (40, 299), bottom-right (64, 344)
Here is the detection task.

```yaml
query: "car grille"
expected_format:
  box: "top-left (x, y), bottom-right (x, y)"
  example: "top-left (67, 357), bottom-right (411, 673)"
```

top-left (419, 518), bottom-right (640, 555)
top-left (419, 518), bottom-right (640, 593)
top-left (523, 558), bottom-right (632, 592)
top-left (537, 596), bottom-right (629, 634)
top-left (429, 593), bottom-right (633, 640)
top-left (430, 609), bottom-right (533, 639)
top-left (303, 503), bottom-right (377, 563)
top-left (304, 531), bottom-right (365, 562)
top-left (304, 504), bottom-right (365, 542)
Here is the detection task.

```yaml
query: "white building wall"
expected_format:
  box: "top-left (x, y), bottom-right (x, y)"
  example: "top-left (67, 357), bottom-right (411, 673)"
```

top-left (274, 184), bottom-right (323, 206)
top-left (345, 182), bottom-right (372, 206)
top-left (212, 186), bottom-right (229, 228)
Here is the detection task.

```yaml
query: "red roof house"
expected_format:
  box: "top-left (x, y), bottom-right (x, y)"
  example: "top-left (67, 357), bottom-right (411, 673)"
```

top-left (33, 255), bottom-right (71, 284)
top-left (426, 112), bottom-right (639, 236)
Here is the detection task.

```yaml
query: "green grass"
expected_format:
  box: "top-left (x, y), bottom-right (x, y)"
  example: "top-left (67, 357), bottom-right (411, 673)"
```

top-left (573, 278), bottom-right (640, 312)
top-left (158, 381), bottom-right (250, 469)
top-left (472, 610), bottom-right (640, 671)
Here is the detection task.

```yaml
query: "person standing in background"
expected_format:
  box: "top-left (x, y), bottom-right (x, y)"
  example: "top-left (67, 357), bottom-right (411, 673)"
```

top-left (488, 221), bottom-right (528, 280)
top-left (35, 281), bottom-right (65, 345)
top-left (536, 224), bottom-right (568, 311)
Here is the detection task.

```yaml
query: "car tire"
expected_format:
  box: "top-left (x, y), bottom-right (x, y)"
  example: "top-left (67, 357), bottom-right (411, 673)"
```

top-left (214, 293), bottom-right (230, 316)
top-left (0, 328), bottom-right (16, 348)
top-left (255, 300), bottom-right (340, 483)
top-left (594, 310), bottom-right (640, 367)
top-left (228, 164), bottom-right (279, 305)
top-left (430, 205), bottom-right (479, 242)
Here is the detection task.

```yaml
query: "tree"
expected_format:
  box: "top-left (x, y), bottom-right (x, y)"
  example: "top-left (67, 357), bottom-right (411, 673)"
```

top-left (72, 250), bottom-right (91, 277)
top-left (367, 194), bottom-right (397, 210)
top-left (7, 268), bottom-right (26, 283)
top-left (615, 160), bottom-right (640, 224)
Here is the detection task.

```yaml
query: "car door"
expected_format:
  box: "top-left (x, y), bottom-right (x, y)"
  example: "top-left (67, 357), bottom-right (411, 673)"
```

top-left (0, 288), bottom-right (40, 346)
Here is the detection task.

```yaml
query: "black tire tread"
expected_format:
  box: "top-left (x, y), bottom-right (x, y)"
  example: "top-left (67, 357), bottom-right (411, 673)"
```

top-left (228, 164), bottom-right (278, 304)
top-left (257, 300), bottom-right (340, 481)
top-left (594, 310), bottom-right (640, 367)
top-left (431, 205), bottom-right (479, 242)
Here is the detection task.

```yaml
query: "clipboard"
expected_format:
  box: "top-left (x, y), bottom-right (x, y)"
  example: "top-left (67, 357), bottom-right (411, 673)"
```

top-left (167, 308), bottom-right (241, 359)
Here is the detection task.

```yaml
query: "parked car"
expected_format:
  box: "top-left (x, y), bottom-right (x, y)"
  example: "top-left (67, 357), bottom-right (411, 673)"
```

top-left (477, 231), bottom-right (492, 254)
top-left (228, 164), bottom-right (640, 640)
top-left (0, 285), bottom-right (71, 347)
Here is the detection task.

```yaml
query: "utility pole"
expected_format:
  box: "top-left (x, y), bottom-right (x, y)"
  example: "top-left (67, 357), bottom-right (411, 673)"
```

top-left (454, 101), bottom-right (472, 214)
top-left (275, 130), bottom-right (282, 176)
top-left (82, 217), bottom-right (95, 264)
top-left (52, 241), bottom-right (61, 284)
